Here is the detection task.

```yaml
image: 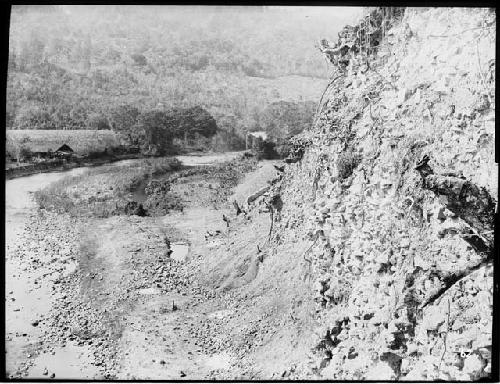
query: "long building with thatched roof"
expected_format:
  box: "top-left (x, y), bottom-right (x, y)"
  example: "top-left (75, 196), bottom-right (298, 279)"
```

top-left (6, 130), bottom-right (124, 160)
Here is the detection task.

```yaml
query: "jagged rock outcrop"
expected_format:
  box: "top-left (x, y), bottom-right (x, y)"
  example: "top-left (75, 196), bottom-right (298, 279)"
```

top-left (319, 7), bottom-right (405, 72)
top-left (269, 7), bottom-right (496, 381)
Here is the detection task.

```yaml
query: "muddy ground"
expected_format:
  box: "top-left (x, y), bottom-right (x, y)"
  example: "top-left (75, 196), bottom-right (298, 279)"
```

top-left (5, 153), bottom-right (313, 380)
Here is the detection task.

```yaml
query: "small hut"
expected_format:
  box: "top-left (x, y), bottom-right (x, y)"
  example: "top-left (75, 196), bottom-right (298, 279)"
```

top-left (55, 144), bottom-right (74, 155)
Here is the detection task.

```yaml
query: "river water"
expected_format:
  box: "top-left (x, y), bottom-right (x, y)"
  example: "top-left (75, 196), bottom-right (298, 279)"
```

top-left (4, 152), bottom-right (242, 378)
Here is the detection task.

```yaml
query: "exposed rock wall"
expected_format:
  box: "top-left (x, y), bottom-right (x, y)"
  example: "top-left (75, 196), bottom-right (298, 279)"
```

top-left (272, 7), bottom-right (496, 380)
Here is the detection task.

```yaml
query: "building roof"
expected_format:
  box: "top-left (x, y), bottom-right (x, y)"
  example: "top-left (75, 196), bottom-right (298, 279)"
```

top-left (247, 131), bottom-right (268, 140)
top-left (29, 144), bottom-right (57, 153)
top-left (6, 130), bottom-right (123, 155)
top-left (56, 144), bottom-right (74, 153)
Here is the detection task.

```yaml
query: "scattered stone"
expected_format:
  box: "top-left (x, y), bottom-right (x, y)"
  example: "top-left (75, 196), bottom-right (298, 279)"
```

top-left (462, 354), bottom-right (485, 377)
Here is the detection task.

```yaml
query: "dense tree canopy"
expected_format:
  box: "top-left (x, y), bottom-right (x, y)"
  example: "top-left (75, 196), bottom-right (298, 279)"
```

top-left (173, 106), bottom-right (218, 139)
top-left (7, 6), bottom-right (359, 148)
top-left (109, 104), bottom-right (141, 143)
top-left (131, 106), bottom-right (218, 154)
top-left (260, 100), bottom-right (317, 139)
top-left (138, 110), bottom-right (174, 155)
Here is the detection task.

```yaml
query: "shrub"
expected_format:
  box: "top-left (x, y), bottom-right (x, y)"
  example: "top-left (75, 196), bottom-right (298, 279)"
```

top-left (260, 100), bottom-right (316, 138)
top-left (144, 192), bottom-right (184, 216)
top-left (274, 138), bottom-right (291, 158)
top-left (150, 157), bottom-right (182, 175)
top-left (287, 134), bottom-right (312, 160)
top-left (251, 137), bottom-right (278, 160)
top-left (14, 104), bottom-right (55, 130)
top-left (87, 113), bottom-right (111, 130)
top-left (131, 53), bottom-right (147, 66)
top-left (19, 146), bottom-right (33, 161)
top-left (86, 151), bottom-right (108, 159)
top-left (337, 150), bottom-right (361, 180)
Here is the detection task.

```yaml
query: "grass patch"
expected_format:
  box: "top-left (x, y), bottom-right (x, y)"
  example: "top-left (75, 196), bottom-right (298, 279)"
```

top-left (173, 156), bottom-right (258, 206)
top-left (34, 157), bottom-right (182, 218)
top-left (144, 191), bottom-right (185, 216)
top-left (34, 155), bottom-right (256, 217)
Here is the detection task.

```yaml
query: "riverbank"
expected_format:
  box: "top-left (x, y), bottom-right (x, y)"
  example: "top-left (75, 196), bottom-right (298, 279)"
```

top-left (32, 157), bottom-right (185, 218)
top-left (6, 210), bottom-right (92, 378)
top-left (5, 153), bottom-right (145, 181)
top-left (5, 150), bottom-right (249, 181)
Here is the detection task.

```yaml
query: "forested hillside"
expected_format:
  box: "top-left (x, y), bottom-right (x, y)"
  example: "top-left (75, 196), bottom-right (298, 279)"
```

top-left (7, 5), bottom-right (359, 148)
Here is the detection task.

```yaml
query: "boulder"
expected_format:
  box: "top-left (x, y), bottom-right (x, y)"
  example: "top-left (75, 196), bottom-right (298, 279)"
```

top-left (246, 186), bottom-right (271, 205)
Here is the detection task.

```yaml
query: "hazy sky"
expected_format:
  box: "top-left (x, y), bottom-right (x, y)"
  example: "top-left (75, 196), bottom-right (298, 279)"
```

top-left (268, 6), bottom-right (363, 20)
top-left (54, 5), bottom-right (363, 21)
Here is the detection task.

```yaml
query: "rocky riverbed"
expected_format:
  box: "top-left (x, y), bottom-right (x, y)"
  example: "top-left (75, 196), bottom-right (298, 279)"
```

top-left (6, 152), bottom-right (290, 379)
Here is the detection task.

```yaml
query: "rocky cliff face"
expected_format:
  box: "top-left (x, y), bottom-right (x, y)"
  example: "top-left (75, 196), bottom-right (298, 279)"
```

top-left (272, 7), bottom-right (496, 380)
